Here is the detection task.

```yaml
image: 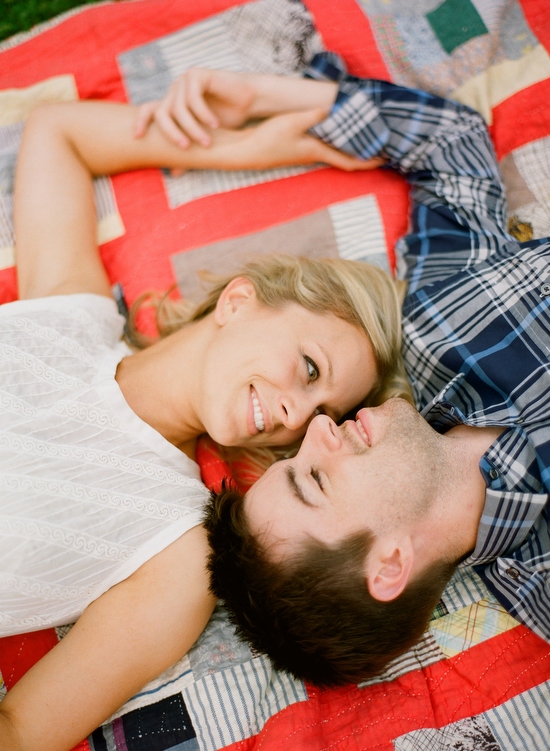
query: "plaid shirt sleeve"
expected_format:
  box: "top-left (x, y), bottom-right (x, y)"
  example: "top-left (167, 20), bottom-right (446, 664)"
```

top-left (305, 53), bottom-right (512, 293)
top-left (307, 54), bottom-right (550, 642)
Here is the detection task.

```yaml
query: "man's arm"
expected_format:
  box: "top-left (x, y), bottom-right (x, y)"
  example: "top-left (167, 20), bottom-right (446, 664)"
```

top-left (305, 53), bottom-right (511, 293)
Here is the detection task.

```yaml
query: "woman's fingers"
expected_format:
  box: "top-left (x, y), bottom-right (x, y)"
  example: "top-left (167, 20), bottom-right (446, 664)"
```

top-left (133, 74), bottom-right (217, 148)
top-left (166, 76), bottom-right (216, 147)
top-left (186, 71), bottom-right (220, 130)
top-left (133, 98), bottom-right (194, 148)
top-left (133, 101), bottom-right (158, 139)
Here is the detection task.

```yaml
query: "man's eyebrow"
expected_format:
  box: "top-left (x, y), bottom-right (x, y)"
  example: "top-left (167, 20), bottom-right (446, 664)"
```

top-left (285, 466), bottom-right (314, 507)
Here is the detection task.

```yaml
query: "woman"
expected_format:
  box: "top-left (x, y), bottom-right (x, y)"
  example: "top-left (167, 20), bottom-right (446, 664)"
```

top-left (0, 73), bottom-right (408, 750)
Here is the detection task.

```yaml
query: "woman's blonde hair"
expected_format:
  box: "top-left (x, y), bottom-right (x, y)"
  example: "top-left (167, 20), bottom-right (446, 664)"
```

top-left (129, 254), bottom-right (412, 408)
top-left (129, 255), bottom-right (412, 483)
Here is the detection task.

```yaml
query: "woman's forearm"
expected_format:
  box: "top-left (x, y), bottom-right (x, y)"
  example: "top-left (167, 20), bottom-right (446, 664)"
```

top-left (14, 100), bottom-right (246, 299)
top-left (15, 99), bottom-right (368, 299)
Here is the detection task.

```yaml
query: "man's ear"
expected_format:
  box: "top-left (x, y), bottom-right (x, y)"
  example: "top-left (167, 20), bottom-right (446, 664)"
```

top-left (365, 536), bottom-right (414, 602)
top-left (214, 277), bottom-right (257, 325)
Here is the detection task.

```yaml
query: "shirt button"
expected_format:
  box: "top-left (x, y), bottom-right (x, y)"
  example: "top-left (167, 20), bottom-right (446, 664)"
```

top-left (540, 282), bottom-right (550, 297)
top-left (506, 567), bottom-right (520, 580)
top-left (489, 468), bottom-right (499, 480)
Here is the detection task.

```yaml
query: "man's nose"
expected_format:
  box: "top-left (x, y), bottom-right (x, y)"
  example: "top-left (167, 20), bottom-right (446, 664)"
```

top-left (303, 414), bottom-right (342, 453)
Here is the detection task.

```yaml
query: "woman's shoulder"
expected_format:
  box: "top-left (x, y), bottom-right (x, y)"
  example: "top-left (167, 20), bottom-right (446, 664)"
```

top-left (0, 292), bottom-right (126, 349)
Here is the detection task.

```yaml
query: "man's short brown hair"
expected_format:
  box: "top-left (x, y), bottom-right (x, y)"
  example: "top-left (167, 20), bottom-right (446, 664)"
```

top-left (204, 482), bottom-right (459, 687)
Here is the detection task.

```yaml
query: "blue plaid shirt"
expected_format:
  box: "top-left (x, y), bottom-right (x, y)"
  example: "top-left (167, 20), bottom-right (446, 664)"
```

top-left (307, 54), bottom-right (550, 643)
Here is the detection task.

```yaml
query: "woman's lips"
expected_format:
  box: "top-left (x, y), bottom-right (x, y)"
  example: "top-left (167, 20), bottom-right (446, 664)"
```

top-left (251, 388), bottom-right (265, 432)
top-left (248, 385), bottom-right (272, 435)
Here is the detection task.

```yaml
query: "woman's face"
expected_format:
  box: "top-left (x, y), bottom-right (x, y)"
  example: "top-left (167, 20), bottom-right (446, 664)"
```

top-left (196, 278), bottom-right (379, 448)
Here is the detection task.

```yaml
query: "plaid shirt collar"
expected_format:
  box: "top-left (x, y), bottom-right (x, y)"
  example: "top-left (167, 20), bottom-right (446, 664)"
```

top-left (463, 489), bottom-right (547, 566)
top-left (421, 378), bottom-right (546, 565)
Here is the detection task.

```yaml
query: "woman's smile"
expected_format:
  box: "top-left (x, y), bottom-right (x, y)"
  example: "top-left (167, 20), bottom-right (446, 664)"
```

top-left (249, 385), bottom-right (269, 434)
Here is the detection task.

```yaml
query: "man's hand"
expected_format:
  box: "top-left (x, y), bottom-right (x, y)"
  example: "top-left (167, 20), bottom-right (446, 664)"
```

top-left (134, 68), bottom-right (257, 148)
top-left (204, 107), bottom-right (386, 172)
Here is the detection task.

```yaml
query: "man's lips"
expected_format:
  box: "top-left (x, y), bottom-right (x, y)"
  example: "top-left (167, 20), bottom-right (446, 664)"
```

top-left (355, 408), bottom-right (372, 446)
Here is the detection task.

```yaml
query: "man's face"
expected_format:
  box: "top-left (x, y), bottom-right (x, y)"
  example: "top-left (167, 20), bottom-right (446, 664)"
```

top-left (245, 398), bottom-right (445, 557)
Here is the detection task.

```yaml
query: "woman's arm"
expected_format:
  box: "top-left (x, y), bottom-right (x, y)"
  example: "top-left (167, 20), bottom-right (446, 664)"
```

top-left (0, 526), bottom-right (215, 751)
top-left (16, 100), bottom-right (373, 300)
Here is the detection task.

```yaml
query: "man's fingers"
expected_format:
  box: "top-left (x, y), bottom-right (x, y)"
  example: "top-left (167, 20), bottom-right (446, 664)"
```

top-left (283, 108), bottom-right (386, 171)
top-left (313, 139), bottom-right (386, 172)
top-left (289, 106), bottom-right (331, 134)
top-left (167, 76), bottom-right (214, 146)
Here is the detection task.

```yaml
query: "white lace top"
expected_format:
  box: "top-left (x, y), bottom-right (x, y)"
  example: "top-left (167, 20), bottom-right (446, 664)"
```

top-left (0, 294), bottom-right (209, 636)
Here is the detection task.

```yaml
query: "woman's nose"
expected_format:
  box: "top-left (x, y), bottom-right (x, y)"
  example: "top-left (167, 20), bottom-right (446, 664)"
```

top-left (280, 394), bottom-right (315, 433)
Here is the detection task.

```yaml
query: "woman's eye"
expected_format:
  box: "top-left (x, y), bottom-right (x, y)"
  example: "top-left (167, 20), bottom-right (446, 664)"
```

top-left (304, 356), bottom-right (319, 382)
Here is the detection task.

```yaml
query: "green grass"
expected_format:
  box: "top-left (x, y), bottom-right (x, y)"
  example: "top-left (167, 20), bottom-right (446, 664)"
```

top-left (1, 0), bottom-right (100, 42)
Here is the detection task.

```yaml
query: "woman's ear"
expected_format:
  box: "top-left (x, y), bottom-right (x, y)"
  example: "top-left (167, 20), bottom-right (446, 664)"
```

top-left (365, 536), bottom-right (414, 602)
top-left (214, 277), bottom-right (257, 325)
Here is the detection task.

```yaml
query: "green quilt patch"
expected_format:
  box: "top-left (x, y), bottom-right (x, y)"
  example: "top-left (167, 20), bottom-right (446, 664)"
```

top-left (427, 0), bottom-right (488, 54)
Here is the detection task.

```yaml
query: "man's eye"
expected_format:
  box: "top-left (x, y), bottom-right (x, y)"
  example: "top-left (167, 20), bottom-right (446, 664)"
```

top-left (304, 355), bottom-right (319, 382)
top-left (311, 468), bottom-right (324, 491)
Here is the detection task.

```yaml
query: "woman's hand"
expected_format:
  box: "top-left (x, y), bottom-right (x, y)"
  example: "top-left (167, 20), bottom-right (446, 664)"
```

top-left (134, 68), bottom-right (257, 148)
top-left (133, 68), bottom-right (340, 150)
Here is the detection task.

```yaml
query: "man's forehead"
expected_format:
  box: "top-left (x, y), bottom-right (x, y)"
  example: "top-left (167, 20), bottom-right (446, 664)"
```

top-left (244, 462), bottom-right (310, 559)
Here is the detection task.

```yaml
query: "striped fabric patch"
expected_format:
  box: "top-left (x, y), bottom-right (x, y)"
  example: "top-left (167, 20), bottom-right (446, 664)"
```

top-left (328, 194), bottom-right (389, 269)
top-left (486, 680), bottom-right (550, 750)
top-left (183, 655), bottom-right (307, 751)
top-left (118, 0), bottom-right (325, 208)
top-left (359, 630), bottom-right (445, 688)
top-left (0, 77), bottom-right (123, 271)
top-left (442, 565), bottom-right (491, 614)
top-left (162, 164), bottom-right (316, 209)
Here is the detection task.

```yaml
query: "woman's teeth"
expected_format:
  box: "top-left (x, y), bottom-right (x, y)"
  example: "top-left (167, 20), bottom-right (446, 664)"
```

top-left (252, 391), bottom-right (265, 432)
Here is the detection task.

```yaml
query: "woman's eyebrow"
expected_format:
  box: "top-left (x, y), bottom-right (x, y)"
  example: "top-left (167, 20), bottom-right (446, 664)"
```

top-left (285, 466), bottom-right (315, 507)
top-left (318, 343), bottom-right (334, 386)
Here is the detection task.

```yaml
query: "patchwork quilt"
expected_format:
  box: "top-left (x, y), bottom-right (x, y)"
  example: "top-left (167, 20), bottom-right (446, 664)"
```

top-left (1, 1), bottom-right (550, 749)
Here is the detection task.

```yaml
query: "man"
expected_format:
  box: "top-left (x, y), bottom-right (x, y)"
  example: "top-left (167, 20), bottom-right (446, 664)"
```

top-left (203, 53), bottom-right (550, 687)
